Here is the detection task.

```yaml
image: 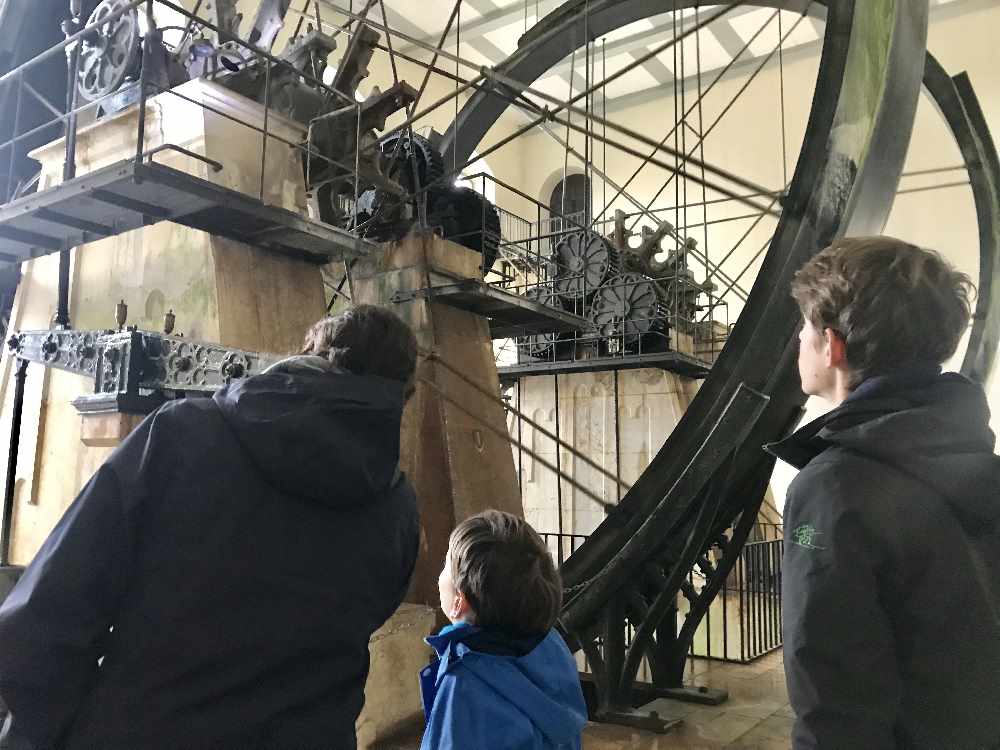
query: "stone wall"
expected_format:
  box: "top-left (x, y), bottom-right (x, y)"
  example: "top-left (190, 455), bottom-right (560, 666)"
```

top-left (510, 368), bottom-right (700, 540)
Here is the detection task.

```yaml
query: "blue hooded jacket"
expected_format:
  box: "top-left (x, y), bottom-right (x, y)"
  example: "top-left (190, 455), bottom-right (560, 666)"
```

top-left (419, 622), bottom-right (587, 750)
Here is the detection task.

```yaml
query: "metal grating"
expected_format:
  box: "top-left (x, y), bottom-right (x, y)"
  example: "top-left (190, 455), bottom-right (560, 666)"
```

top-left (0, 159), bottom-right (373, 264)
top-left (391, 279), bottom-right (592, 339)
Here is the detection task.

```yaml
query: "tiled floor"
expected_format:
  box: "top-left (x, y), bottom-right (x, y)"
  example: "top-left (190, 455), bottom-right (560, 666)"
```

top-left (377, 650), bottom-right (792, 749)
top-left (582, 650), bottom-right (792, 749)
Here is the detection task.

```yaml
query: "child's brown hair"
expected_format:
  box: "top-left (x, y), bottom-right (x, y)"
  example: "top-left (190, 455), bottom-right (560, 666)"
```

top-left (448, 511), bottom-right (562, 636)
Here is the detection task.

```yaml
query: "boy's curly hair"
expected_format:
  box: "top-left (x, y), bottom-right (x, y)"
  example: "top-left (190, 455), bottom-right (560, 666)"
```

top-left (791, 236), bottom-right (974, 385)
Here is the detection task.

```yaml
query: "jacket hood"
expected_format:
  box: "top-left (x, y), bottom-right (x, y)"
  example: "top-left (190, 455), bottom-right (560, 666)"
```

top-left (427, 623), bottom-right (587, 744)
top-left (768, 368), bottom-right (1000, 527)
top-left (212, 356), bottom-right (407, 507)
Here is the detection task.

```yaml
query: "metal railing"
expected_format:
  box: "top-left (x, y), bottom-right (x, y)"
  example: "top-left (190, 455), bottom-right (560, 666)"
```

top-left (453, 171), bottom-right (731, 372)
top-left (539, 532), bottom-right (589, 567)
top-left (541, 530), bottom-right (783, 665)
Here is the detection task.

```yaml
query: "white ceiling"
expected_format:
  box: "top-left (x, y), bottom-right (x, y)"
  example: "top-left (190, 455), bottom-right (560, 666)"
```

top-left (362, 0), bottom-right (982, 110)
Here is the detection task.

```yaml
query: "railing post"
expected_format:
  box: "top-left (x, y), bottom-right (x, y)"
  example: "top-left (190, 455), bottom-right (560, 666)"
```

top-left (134, 0), bottom-right (154, 175)
top-left (554, 373), bottom-right (563, 565)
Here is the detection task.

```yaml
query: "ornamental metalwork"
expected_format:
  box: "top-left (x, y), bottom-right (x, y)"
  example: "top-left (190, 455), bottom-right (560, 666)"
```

top-left (7, 328), bottom-right (277, 412)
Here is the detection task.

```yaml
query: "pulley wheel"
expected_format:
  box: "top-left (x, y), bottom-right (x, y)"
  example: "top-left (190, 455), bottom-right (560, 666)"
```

top-left (589, 272), bottom-right (667, 351)
top-left (517, 285), bottom-right (562, 358)
top-left (77, 0), bottom-right (141, 103)
top-left (552, 231), bottom-right (618, 303)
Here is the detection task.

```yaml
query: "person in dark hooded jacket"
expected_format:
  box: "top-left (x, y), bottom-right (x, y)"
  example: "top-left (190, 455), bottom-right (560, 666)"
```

top-left (767, 236), bottom-right (1000, 749)
top-left (0, 305), bottom-right (420, 749)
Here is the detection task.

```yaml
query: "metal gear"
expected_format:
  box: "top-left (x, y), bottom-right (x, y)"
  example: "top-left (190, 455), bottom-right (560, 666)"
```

top-left (552, 231), bottom-right (619, 303)
top-left (77, 0), bottom-right (141, 103)
top-left (427, 186), bottom-right (501, 274)
top-left (589, 272), bottom-right (668, 353)
top-left (379, 133), bottom-right (445, 193)
top-left (517, 285), bottom-right (562, 358)
top-left (350, 133), bottom-right (444, 238)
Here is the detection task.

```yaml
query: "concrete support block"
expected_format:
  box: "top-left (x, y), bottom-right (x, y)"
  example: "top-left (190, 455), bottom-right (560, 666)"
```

top-left (356, 603), bottom-right (436, 749)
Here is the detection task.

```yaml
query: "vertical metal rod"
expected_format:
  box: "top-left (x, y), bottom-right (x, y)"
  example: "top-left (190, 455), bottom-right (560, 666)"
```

top-left (1, 359), bottom-right (29, 566)
top-left (680, 4), bottom-right (688, 262)
top-left (756, 544), bottom-right (764, 654)
top-left (480, 173), bottom-right (486, 274)
top-left (688, 569), bottom-right (695, 658)
top-left (756, 542), bottom-right (770, 654)
top-left (752, 544), bottom-right (758, 658)
top-left (774, 540), bottom-right (780, 648)
top-left (695, 4), bottom-right (710, 350)
top-left (768, 542), bottom-right (775, 650)
top-left (516, 379), bottom-right (523, 498)
top-left (770, 540), bottom-right (777, 649)
top-left (454, 3), bottom-right (460, 177)
top-left (748, 545), bottom-right (755, 658)
top-left (353, 103), bottom-right (361, 210)
top-left (601, 38), bottom-right (606, 224)
top-left (536, 203), bottom-right (541, 287)
top-left (612, 368), bottom-right (621, 509)
top-left (778, 9), bottom-right (789, 186)
top-left (583, 3), bottom-right (591, 223)
top-left (756, 544), bottom-right (764, 656)
top-left (705, 561), bottom-right (712, 660)
top-left (554, 374), bottom-right (564, 565)
top-left (560, 45), bottom-right (576, 230)
top-left (56, 9), bottom-right (84, 329)
top-left (722, 539), bottom-right (729, 660)
top-left (738, 545), bottom-right (746, 661)
top-left (6, 73), bottom-right (24, 203)
top-left (777, 537), bottom-right (783, 642)
top-left (260, 57), bottom-right (271, 203)
top-left (134, 0), bottom-right (154, 173)
top-left (671, 7), bottom-right (681, 336)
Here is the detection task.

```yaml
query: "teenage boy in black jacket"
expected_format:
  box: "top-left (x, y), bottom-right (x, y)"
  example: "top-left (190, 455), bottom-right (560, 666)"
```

top-left (0, 305), bottom-right (420, 750)
top-left (768, 236), bottom-right (1000, 749)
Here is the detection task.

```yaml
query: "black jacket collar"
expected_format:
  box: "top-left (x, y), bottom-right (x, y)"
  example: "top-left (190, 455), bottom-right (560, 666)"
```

top-left (765, 363), bottom-right (944, 470)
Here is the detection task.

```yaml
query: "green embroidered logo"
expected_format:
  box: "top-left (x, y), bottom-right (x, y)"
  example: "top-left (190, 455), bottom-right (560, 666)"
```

top-left (791, 524), bottom-right (826, 550)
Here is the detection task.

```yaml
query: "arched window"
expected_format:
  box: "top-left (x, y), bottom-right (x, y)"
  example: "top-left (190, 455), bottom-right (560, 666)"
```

top-left (548, 173), bottom-right (590, 231)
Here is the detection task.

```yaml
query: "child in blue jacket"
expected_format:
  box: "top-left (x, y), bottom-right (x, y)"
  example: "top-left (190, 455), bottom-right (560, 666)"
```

top-left (419, 510), bottom-right (588, 749)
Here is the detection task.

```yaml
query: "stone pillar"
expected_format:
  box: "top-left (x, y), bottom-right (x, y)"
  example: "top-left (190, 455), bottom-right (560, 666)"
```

top-left (355, 603), bottom-right (437, 748)
top-left (350, 233), bottom-right (523, 607)
top-left (0, 80), bottom-right (326, 563)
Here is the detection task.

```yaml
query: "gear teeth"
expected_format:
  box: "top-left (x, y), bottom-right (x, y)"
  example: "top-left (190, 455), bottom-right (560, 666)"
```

top-left (589, 272), bottom-right (670, 353)
top-left (427, 186), bottom-right (502, 273)
top-left (380, 133), bottom-right (445, 193)
top-left (552, 231), bottom-right (620, 305)
top-left (517, 286), bottom-right (561, 357)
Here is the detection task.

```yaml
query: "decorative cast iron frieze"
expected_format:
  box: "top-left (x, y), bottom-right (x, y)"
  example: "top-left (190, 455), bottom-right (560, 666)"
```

top-left (7, 328), bottom-right (278, 414)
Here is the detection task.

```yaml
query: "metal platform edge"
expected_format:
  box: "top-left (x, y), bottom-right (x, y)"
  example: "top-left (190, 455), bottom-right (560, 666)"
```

top-left (392, 279), bottom-right (592, 338)
top-left (498, 351), bottom-right (713, 382)
top-left (0, 156), bottom-right (374, 265)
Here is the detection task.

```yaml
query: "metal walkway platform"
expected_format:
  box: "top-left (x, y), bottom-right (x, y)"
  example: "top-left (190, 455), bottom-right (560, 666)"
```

top-left (498, 350), bottom-right (712, 381)
top-left (0, 157), bottom-right (373, 264)
top-left (391, 279), bottom-right (591, 339)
